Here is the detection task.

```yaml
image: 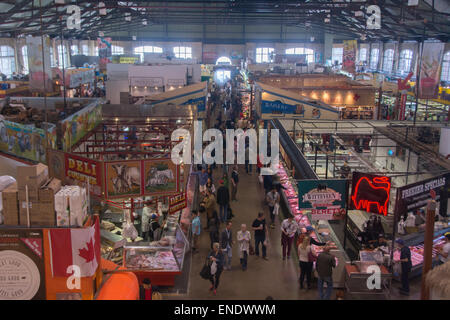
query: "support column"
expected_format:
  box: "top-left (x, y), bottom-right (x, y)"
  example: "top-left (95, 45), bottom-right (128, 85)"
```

top-left (324, 33), bottom-right (334, 64)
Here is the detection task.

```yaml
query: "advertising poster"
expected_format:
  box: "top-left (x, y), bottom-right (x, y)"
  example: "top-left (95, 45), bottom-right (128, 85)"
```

top-left (395, 173), bottom-right (449, 220)
top-left (143, 159), bottom-right (179, 196)
top-left (181, 96), bottom-right (207, 113)
top-left (350, 172), bottom-right (392, 216)
top-left (298, 180), bottom-right (348, 220)
top-left (343, 40), bottom-right (357, 74)
top-left (261, 100), bottom-right (306, 116)
top-left (418, 42), bottom-right (444, 99)
top-left (0, 229), bottom-right (46, 300)
top-left (65, 153), bottom-right (103, 197)
top-left (27, 36), bottom-right (52, 93)
top-left (61, 102), bottom-right (102, 151)
top-left (97, 37), bottom-right (112, 71)
top-left (105, 161), bottom-right (142, 199)
top-left (0, 119), bottom-right (56, 163)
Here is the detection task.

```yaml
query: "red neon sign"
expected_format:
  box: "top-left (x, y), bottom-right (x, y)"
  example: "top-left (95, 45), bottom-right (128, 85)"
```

top-left (351, 175), bottom-right (391, 216)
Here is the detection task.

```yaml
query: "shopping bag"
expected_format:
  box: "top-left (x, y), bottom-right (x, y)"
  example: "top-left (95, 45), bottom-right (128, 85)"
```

top-left (274, 203), bottom-right (280, 215)
top-left (200, 259), bottom-right (211, 279)
top-left (308, 250), bottom-right (317, 262)
top-left (152, 291), bottom-right (163, 300)
top-left (210, 261), bottom-right (217, 275)
top-left (258, 174), bottom-right (263, 184)
top-left (249, 244), bottom-right (255, 255)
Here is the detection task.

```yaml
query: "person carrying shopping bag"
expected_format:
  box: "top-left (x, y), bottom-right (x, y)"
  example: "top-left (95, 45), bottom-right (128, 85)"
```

top-left (208, 242), bottom-right (224, 295)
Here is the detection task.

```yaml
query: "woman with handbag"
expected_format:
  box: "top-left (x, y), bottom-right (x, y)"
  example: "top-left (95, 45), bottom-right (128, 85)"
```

top-left (208, 242), bottom-right (224, 295)
top-left (298, 236), bottom-right (316, 290)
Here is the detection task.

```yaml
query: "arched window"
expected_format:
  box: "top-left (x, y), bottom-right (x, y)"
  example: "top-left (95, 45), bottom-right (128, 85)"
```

top-left (382, 49), bottom-right (394, 73)
top-left (216, 56), bottom-right (232, 65)
top-left (359, 48), bottom-right (367, 62)
top-left (441, 52), bottom-right (450, 82)
top-left (0, 46), bottom-right (15, 77)
top-left (134, 46), bottom-right (163, 62)
top-left (256, 47), bottom-right (274, 63)
top-left (94, 46), bottom-right (98, 56)
top-left (370, 48), bottom-right (379, 69)
top-left (22, 46), bottom-right (29, 74)
top-left (71, 45), bottom-right (79, 55)
top-left (398, 49), bottom-right (413, 73)
top-left (49, 47), bottom-right (56, 67)
top-left (81, 44), bottom-right (89, 55)
top-left (173, 46), bottom-right (192, 59)
top-left (112, 45), bottom-right (124, 55)
top-left (57, 44), bottom-right (69, 68)
top-left (285, 48), bottom-right (315, 63)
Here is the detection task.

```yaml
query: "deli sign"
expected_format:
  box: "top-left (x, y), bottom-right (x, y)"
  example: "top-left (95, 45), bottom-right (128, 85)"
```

top-left (65, 153), bottom-right (103, 196)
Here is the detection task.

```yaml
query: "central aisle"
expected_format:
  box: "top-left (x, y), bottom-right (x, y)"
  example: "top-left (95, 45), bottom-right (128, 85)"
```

top-left (184, 165), bottom-right (318, 300)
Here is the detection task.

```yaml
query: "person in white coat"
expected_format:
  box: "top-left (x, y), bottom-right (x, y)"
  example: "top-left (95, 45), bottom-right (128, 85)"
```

top-left (141, 205), bottom-right (152, 241)
top-left (237, 224), bottom-right (251, 271)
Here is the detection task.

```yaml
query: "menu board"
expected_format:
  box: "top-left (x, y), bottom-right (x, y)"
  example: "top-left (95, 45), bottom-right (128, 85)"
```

top-left (0, 229), bottom-right (46, 300)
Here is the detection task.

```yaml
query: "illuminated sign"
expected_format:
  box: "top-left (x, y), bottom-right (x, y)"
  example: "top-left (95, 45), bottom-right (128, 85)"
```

top-left (350, 172), bottom-right (391, 216)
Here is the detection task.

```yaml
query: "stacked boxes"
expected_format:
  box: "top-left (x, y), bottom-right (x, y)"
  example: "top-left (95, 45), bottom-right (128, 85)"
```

top-left (55, 186), bottom-right (88, 227)
top-left (33, 178), bottom-right (62, 226)
top-left (1, 183), bottom-right (19, 225)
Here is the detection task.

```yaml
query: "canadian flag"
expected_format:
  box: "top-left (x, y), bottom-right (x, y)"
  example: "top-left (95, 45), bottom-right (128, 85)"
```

top-left (49, 217), bottom-right (101, 277)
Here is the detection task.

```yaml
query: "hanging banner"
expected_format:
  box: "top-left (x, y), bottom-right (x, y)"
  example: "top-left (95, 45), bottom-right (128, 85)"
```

top-left (0, 229), bottom-right (46, 300)
top-left (343, 40), bottom-right (357, 74)
top-left (97, 37), bottom-right (112, 71)
top-left (395, 173), bottom-right (449, 220)
top-left (105, 161), bottom-right (142, 199)
top-left (298, 180), bottom-right (348, 220)
top-left (418, 42), bottom-right (444, 99)
top-left (350, 172), bottom-right (392, 216)
top-left (65, 153), bottom-right (103, 197)
top-left (27, 36), bottom-right (52, 93)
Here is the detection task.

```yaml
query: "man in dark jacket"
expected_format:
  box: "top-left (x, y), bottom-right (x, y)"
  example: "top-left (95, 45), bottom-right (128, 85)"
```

top-left (395, 238), bottom-right (412, 296)
top-left (139, 278), bottom-right (152, 300)
top-left (316, 246), bottom-right (336, 300)
top-left (216, 179), bottom-right (230, 223)
top-left (220, 221), bottom-right (233, 270)
top-left (231, 166), bottom-right (239, 201)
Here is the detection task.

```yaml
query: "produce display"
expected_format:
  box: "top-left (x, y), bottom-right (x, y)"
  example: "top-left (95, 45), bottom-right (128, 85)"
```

top-left (393, 236), bottom-right (447, 267)
top-left (124, 248), bottom-right (180, 271)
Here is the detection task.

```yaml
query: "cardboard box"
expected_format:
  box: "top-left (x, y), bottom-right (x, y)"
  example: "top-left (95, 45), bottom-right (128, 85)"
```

top-left (17, 164), bottom-right (48, 191)
top-left (19, 201), bottom-right (40, 226)
top-left (1, 183), bottom-right (19, 225)
top-left (18, 188), bottom-right (39, 203)
top-left (39, 178), bottom-right (62, 203)
top-left (32, 202), bottom-right (56, 226)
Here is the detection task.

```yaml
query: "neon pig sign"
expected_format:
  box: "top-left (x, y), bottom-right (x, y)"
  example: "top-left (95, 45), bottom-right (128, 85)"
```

top-left (350, 173), bottom-right (391, 216)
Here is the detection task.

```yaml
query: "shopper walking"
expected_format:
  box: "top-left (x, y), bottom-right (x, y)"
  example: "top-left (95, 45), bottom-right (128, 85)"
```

top-left (208, 242), bottom-right (224, 295)
top-left (209, 215), bottom-right (220, 249)
top-left (237, 224), bottom-right (251, 271)
top-left (252, 212), bottom-right (268, 260)
top-left (220, 221), bottom-right (233, 270)
top-left (281, 216), bottom-right (298, 260)
top-left (197, 167), bottom-right (209, 195)
top-left (316, 246), bottom-right (336, 300)
top-left (395, 238), bottom-right (412, 296)
top-left (231, 166), bottom-right (239, 201)
top-left (266, 187), bottom-right (280, 229)
top-left (204, 190), bottom-right (217, 230)
top-left (216, 180), bottom-right (230, 223)
top-left (298, 236), bottom-right (316, 289)
top-left (206, 178), bottom-right (216, 195)
top-left (191, 210), bottom-right (201, 254)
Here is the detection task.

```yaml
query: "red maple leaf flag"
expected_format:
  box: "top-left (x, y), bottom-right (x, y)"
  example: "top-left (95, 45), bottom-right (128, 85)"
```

top-left (49, 220), bottom-right (100, 277)
top-left (78, 239), bottom-right (95, 263)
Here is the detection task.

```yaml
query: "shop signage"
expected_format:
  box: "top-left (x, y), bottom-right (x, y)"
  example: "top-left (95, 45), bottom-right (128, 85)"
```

top-left (0, 229), bottom-right (46, 300)
top-left (168, 192), bottom-right (187, 214)
top-left (181, 96), bottom-right (206, 112)
top-left (130, 77), bottom-right (163, 87)
top-left (395, 173), bottom-right (449, 219)
top-left (418, 42), bottom-right (444, 99)
top-left (65, 153), bottom-right (103, 197)
top-left (261, 100), bottom-right (305, 116)
top-left (350, 172), bottom-right (391, 216)
top-left (298, 179), bottom-right (348, 220)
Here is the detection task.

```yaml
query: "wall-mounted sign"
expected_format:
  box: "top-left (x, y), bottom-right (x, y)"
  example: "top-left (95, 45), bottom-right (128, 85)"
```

top-left (0, 229), bottom-right (46, 300)
top-left (181, 96), bottom-right (206, 112)
top-left (395, 173), bottom-right (449, 220)
top-left (167, 79), bottom-right (185, 87)
top-left (168, 192), bottom-right (187, 214)
top-left (130, 77), bottom-right (164, 87)
top-left (350, 172), bottom-right (391, 216)
top-left (65, 153), bottom-right (103, 197)
top-left (261, 100), bottom-right (305, 116)
top-left (298, 179), bottom-right (348, 220)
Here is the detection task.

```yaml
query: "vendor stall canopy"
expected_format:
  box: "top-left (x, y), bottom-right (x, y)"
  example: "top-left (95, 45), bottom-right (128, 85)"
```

top-left (0, 1), bottom-right (449, 42)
